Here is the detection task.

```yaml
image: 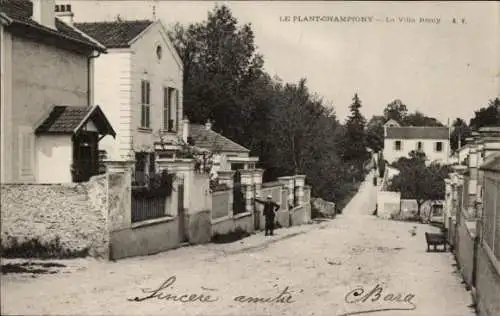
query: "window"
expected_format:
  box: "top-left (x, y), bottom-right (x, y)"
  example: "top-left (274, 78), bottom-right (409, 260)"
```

top-left (163, 87), bottom-right (170, 130)
top-left (175, 89), bottom-right (179, 131)
top-left (435, 141), bottom-right (443, 152)
top-left (394, 140), bottom-right (402, 151)
top-left (156, 45), bottom-right (162, 60)
top-left (140, 80), bottom-right (150, 128)
top-left (168, 87), bottom-right (176, 132)
top-left (417, 141), bottom-right (423, 151)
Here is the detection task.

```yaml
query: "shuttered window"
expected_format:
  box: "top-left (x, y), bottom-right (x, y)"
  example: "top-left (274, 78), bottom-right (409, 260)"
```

top-left (18, 126), bottom-right (35, 181)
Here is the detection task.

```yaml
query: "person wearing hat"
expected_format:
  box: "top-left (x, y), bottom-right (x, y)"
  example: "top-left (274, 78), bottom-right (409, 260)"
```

top-left (254, 194), bottom-right (280, 236)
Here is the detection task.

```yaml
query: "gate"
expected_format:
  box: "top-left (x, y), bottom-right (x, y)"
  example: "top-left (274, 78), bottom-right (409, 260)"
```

top-left (233, 170), bottom-right (246, 215)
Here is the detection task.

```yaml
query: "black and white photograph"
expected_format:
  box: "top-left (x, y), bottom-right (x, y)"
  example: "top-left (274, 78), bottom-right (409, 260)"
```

top-left (0, 0), bottom-right (499, 315)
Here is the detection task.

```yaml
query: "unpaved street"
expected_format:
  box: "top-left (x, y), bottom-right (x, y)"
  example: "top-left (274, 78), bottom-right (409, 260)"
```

top-left (1, 173), bottom-right (475, 316)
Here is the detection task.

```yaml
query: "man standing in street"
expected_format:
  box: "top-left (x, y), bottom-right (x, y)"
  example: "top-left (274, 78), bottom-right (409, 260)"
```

top-left (255, 195), bottom-right (280, 236)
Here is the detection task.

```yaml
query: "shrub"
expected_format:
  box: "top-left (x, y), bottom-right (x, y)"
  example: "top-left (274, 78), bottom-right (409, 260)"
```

top-left (0, 236), bottom-right (89, 259)
top-left (132, 170), bottom-right (175, 198)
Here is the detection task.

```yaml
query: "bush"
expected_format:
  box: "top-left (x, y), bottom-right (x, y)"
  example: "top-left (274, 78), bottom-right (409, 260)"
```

top-left (132, 170), bottom-right (175, 198)
top-left (0, 236), bottom-right (89, 259)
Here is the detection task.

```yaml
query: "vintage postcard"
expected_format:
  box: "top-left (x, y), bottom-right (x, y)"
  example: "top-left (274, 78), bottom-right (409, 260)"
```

top-left (1, 0), bottom-right (499, 315)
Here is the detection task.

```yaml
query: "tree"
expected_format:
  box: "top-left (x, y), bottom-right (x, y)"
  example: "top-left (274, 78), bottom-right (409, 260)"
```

top-left (383, 99), bottom-right (408, 123)
top-left (450, 118), bottom-right (472, 152)
top-left (403, 111), bottom-right (443, 127)
top-left (469, 97), bottom-right (500, 131)
top-left (168, 5), bottom-right (265, 142)
top-left (366, 115), bottom-right (385, 152)
top-left (341, 93), bottom-right (368, 164)
top-left (388, 151), bottom-right (451, 219)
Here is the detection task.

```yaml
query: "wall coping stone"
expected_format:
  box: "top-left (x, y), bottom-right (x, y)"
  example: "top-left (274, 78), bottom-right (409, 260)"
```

top-left (211, 215), bottom-right (232, 224)
top-left (131, 215), bottom-right (176, 229)
top-left (233, 211), bottom-right (252, 220)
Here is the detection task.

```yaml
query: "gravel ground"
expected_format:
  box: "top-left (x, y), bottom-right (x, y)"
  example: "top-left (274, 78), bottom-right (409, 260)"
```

top-left (1, 172), bottom-right (475, 316)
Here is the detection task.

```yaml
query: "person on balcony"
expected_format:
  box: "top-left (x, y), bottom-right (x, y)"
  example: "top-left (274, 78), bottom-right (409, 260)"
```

top-left (254, 195), bottom-right (280, 236)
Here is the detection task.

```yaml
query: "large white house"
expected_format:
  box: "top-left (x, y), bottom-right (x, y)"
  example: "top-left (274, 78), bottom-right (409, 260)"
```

top-left (383, 120), bottom-right (450, 165)
top-left (60, 7), bottom-right (184, 179)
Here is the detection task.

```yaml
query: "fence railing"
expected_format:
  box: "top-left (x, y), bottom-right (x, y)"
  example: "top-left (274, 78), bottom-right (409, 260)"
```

top-left (131, 193), bottom-right (167, 223)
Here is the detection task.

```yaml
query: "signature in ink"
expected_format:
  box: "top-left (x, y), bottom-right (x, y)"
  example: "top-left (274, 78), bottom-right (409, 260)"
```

top-left (128, 276), bottom-right (221, 303)
top-left (338, 284), bottom-right (416, 316)
top-left (234, 286), bottom-right (301, 304)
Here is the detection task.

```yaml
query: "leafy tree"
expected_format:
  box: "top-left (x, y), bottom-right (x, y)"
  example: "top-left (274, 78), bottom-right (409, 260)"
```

top-left (383, 99), bottom-right (408, 123)
top-left (388, 151), bottom-right (451, 219)
top-left (403, 111), bottom-right (443, 127)
top-left (469, 97), bottom-right (500, 131)
top-left (168, 5), bottom-right (264, 142)
top-left (341, 93), bottom-right (368, 163)
top-left (366, 115), bottom-right (385, 152)
top-left (450, 118), bottom-right (472, 152)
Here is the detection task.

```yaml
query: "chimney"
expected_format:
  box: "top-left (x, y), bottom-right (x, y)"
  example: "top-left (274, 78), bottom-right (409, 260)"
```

top-left (31, 0), bottom-right (56, 30)
top-left (55, 4), bottom-right (74, 26)
top-left (205, 120), bottom-right (212, 130)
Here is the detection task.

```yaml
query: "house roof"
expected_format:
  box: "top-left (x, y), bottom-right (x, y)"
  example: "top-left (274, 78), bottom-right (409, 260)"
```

top-left (480, 154), bottom-right (500, 172)
top-left (384, 119), bottom-right (401, 127)
top-left (35, 105), bottom-right (116, 137)
top-left (188, 124), bottom-right (250, 153)
top-left (386, 126), bottom-right (449, 140)
top-left (0, 0), bottom-right (105, 53)
top-left (74, 20), bottom-right (154, 49)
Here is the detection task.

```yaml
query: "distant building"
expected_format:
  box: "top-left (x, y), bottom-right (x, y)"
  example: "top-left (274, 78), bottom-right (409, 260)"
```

top-left (383, 120), bottom-right (450, 164)
top-left (188, 121), bottom-right (259, 177)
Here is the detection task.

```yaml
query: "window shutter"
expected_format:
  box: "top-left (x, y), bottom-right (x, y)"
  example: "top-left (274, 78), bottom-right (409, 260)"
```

top-left (175, 89), bottom-right (179, 131)
top-left (18, 126), bottom-right (35, 180)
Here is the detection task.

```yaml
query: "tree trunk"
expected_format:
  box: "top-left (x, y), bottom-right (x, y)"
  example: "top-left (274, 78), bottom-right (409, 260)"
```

top-left (416, 201), bottom-right (423, 220)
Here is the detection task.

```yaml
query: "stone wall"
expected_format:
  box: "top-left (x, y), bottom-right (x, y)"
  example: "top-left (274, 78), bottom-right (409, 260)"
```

top-left (377, 191), bottom-right (401, 219)
top-left (212, 190), bottom-right (231, 220)
top-left (212, 212), bottom-right (254, 236)
top-left (1, 174), bottom-right (110, 258)
top-left (475, 243), bottom-right (500, 316)
top-left (456, 212), bottom-right (476, 287)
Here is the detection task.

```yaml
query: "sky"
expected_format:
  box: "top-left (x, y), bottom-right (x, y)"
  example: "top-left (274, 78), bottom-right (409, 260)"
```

top-left (60, 1), bottom-right (499, 124)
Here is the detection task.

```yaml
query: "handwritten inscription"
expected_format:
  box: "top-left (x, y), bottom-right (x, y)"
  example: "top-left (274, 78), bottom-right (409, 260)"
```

top-left (128, 276), bottom-right (299, 304)
top-left (128, 276), bottom-right (220, 303)
top-left (339, 284), bottom-right (416, 316)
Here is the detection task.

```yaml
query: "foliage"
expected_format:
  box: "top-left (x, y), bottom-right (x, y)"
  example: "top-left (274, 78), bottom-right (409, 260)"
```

top-left (469, 97), bottom-right (500, 131)
top-left (378, 152), bottom-right (386, 178)
top-left (388, 151), bottom-right (451, 218)
top-left (366, 115), bottom-right (385, 152)
top-left (340, 93), bottom-right (368, 163)
top-left (169, 5), bottom-right (368, 209)
top-left (0, 236), bottom-right (89, 259)
top-left (403, 111), bottom-right (444, 127)
top-left (383, 99), bottom-right (408, 123)
top-left (450, 118), bottom-right (472, 152)
top-left (132, 170), bottom-right (175, 198)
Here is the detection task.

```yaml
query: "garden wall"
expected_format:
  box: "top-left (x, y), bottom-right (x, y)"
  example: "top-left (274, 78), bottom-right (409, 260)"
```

top-left (475, 242), bottom-right (500, 316)
top-left (456, 211), bottom-right (476, 287)
top-left (1, 174), bottom-right (111, 258)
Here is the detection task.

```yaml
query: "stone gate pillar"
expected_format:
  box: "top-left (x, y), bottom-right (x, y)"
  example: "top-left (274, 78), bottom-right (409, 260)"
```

top-left (240, 169), bottom-right (254, 214)
top-left (278, 176), bottom-right (295, 208)
top-left (294, 174), bottom-right (306, 206)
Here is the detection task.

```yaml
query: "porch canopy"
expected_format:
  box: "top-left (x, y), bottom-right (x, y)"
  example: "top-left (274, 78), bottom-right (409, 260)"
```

top-left (35, 105), bottom-right (116, 138)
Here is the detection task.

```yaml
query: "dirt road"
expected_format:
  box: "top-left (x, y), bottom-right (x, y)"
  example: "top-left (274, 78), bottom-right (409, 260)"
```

top-left (1, 172), bottom-right (474, 316)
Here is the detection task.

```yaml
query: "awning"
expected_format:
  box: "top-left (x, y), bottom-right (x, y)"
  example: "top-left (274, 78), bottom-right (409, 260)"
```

top-left (35, 105), bottom-right (116, 138)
